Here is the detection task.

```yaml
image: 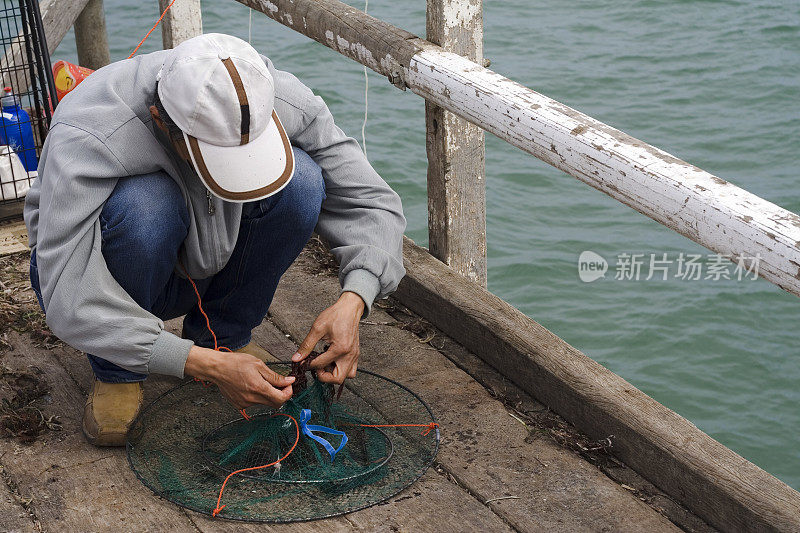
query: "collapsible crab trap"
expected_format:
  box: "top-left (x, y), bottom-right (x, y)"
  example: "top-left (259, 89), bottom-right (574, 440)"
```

top-left (127, 362), bottom-right (440, 522)
top-left (0, 0), bottom-right (56, 220)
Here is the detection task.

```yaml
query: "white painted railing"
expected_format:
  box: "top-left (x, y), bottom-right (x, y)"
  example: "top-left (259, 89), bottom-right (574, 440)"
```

top-left (233, 0), bottom-right (800, 299)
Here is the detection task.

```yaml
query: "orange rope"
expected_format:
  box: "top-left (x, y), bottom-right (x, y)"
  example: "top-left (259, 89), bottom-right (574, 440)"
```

top-left (182, 263), bottom-right (279, 515)
top-left (212, 413), bottom-right (300, 517)
top-left (181, 264), bottom-right (222, 351)
top-left (181, 265), bottom-right (251, 421)
top-left (127, 0), bottom-right (179, 59)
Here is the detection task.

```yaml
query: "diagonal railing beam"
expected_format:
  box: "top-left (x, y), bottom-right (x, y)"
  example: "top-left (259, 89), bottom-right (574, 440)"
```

top-left (237, 0), bottom-right (800, 300)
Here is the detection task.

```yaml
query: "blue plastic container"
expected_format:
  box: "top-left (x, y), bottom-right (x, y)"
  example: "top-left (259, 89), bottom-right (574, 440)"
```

top-left (0, 87), bottom-right (38, 173)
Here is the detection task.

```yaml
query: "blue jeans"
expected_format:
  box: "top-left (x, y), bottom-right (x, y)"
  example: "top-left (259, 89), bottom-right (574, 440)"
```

top-left (30, 147), bottom-right (325, 383)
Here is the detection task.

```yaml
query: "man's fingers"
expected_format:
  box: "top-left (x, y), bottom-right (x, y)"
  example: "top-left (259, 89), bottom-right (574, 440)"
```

top-left (258, 365), bottom-right (295, 388)
top-left (238, 367), bottom-right (293, 406)
top-left (272, 384), bottom-right (294, 403)
top-left (293, 324), bottom-right (325, 362)
top-left (343, 349), bottom-right (359, 379)
top-left (257, 369), bottom-right (295, 404)
top-left (312, 348), bottom-right (358, 383)
top-left (336, 357), bottom-right (357, 381)
top-left (316, 365), bottom-right (345, 385)
top-left (249, 381), bottom-right (294, 406)
top-left (308, 344), bottom-right (347, 370)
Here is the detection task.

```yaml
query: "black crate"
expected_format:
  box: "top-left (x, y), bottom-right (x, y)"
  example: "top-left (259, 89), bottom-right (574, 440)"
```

top-left (0, 0), bottom-right (56, 220)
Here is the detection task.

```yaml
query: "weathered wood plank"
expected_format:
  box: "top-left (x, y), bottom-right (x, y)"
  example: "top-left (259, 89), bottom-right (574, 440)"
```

top-left (425, 0), bottom-right (486, 285)
top-left (0, 203), bottom-right (25, 223)
top-left (267, 250), bottom-right (681, 532)
top-left (158, 0), bottom-right (202, 49)
top-left (238, 0), bottom-right (800, 300)
top-left (184, 471), bottom-right (508, 533)
top-left (0, 474), bottom-right (37, 533)
top-left (38, 0), bottom-right (90, 55)
top-left (73, 0), bottom-right (110, 70)
top-left (0, 332), bottom-right (198, 532)
top-left (0, 219), bottom-right (28, 257)
top-left (380, 300), bottom-right (715, 533)
top-left (394, 236), bottom-right (800, 532)
top-left (185, 514), bottom-right (354, 533)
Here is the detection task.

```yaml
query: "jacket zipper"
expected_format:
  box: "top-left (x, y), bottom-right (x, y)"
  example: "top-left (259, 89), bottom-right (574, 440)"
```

top-left (206, 189), bottom-right (215, 215)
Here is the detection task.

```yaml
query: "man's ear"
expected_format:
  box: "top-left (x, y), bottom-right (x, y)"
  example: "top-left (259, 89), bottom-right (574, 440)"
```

top-left (150, 104), bottom-right (190, 161)
top-left (149, 105), bottom-right (169, 134)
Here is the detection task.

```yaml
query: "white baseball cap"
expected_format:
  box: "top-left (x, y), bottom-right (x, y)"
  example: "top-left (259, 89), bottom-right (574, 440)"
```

top-left (156, 33), bottom-right (294, 202)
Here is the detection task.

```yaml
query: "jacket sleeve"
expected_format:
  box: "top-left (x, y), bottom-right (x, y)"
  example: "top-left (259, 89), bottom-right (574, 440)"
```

top-left (28, 123), bottom-right (193, 377)
top-left (289, 91), bottom-right (407, 315)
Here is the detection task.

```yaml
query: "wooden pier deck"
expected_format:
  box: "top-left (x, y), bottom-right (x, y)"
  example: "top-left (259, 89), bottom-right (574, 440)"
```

top-left (0, 235), bottom-right (710, 532)
top-left (1, 0), bottom-right (799, 527)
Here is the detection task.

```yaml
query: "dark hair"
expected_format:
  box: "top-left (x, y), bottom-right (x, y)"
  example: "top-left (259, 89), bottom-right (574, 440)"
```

top-left (152, 85), bottom-right (182, 137)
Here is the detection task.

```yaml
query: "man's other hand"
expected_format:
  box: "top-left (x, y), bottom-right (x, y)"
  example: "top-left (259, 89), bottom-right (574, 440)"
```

top-left (292, 291), bottom-right (365, 384)
top-left (184, 346), bottom-right (295, 409)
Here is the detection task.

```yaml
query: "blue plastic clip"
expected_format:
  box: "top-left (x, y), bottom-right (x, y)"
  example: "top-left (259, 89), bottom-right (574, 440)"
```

top-left (299, 409), bottom-right (348, 462)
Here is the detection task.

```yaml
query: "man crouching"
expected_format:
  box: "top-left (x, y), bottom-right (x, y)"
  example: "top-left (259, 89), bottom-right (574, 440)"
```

top-left (24, 33), bottom-right (405, 446)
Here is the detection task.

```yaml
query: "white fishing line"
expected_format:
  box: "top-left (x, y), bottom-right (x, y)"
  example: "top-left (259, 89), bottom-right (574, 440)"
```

top-left (360, 0), bottom-right (369, 158)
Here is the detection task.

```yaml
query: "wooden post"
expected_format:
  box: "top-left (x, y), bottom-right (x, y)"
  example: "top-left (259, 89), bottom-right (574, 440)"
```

top-left (425, 0), bottom-right (487, 286)
top-left (73, 0), bottom-right (110, 69)
top-left (158, 0), bottom-right (202, 49)
top-left (235, 0), bottom-right (800, 301)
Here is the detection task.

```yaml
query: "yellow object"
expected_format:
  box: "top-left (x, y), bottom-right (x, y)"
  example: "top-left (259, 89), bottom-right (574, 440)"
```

top-left (234, 341), bottom-right (277, 363)
top-left (52, 60), bottom-right (94, 102)
top-left (82, 379), bottom-right (143, 447)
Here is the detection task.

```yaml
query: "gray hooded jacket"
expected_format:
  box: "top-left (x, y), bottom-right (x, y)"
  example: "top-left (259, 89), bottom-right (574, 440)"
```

top-left (23, 49), bottom-right (406, 378)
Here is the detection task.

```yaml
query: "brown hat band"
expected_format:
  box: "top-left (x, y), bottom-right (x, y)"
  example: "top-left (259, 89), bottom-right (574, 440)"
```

top-left (221, 57), bottom-right (250, 145)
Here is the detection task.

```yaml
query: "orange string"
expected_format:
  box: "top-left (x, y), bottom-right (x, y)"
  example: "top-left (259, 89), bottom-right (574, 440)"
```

top-left (181, 264), bottom-right (220, 351)
top-left (180, 263), bottom-right (272, 515)
top-left (181, 264), bottom-right (231, 388)
top-left (212, 413), bottom-right (300, 517)
top-left (127, 0), bottom-right (179, 59)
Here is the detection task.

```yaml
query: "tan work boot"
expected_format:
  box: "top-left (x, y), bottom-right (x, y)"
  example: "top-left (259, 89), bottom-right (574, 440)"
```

top-left (82, 380), bottom-right (143, 447)
top-left (235, 341), bottom-right (278, 363)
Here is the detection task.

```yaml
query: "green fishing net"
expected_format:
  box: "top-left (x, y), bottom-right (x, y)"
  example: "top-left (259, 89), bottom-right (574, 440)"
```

top-left (127, 363), bottom-right (439, 522)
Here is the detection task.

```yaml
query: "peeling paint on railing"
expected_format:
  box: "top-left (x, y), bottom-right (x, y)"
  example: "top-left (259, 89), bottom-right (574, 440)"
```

top-left (238, 0), bottom-right (800, 298)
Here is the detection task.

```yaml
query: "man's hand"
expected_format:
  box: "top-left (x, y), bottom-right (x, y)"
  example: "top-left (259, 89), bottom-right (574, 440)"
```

top-left (184, 346), bottom-right (294, 409)
top-left (292, 291), bottom-right (365, 384)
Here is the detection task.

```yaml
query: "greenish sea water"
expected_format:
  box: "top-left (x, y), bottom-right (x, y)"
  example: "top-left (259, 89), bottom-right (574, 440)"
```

top-left (54, 0), bottom-right (799, 488)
